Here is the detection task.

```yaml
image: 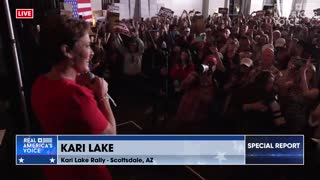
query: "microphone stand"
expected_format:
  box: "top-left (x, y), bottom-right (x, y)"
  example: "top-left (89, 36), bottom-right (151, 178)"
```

top-left (4, 0), bottom-right (30, 132)
top-left (161, 48), bottom-right (169, 129)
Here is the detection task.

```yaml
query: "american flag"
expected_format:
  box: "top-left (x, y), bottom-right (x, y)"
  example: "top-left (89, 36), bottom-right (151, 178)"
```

top-left (64, 0), bottom-right (92, 21)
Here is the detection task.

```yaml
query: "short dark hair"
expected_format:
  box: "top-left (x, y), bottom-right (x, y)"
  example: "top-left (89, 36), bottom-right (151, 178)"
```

top-left (169, 24), bottom-right (176, 31)
top-left (240, 36), bottom-right (250, 41)
top-left (254, 70), bottom-right (274, 91)
top-left (40, 16), bottom-right (90, 66)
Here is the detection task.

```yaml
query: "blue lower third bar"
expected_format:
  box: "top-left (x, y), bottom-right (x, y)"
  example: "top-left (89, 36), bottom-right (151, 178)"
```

top-left (57, 155), bottom-right (245, 165)
top-left (57, 135), bottom-right (245, 141)
top-left (16, 155), bottom-right (58, 165)
top-left (245, 135), bottom-right (304, 165)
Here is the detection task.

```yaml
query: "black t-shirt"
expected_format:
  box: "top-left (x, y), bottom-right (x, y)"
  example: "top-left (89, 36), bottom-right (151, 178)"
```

top-left (215, 53), bottom-right (240, 88)
top-left (226, 84), bottom-right (275, 134)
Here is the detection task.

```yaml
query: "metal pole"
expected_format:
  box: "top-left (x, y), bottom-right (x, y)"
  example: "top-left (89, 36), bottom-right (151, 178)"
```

top-left (3, 0), bottom-right (31, 133)
top-left (129, 0), bottom-right (131, 19)
top-left (138, 0), bottom-right (141, 19)
top-left (148, 0), bottom-right (151, 17)
top-left (202, 0), bottom-right (209, 18)
top-left (225, 0), bottom-right (230, 8)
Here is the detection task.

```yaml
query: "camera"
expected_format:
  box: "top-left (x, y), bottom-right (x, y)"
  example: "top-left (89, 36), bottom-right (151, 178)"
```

top-left (195, 64), bottom-right (210, 74)
top-left (264, 95), bottom-right (286, 126)
top-left (197, 55), bottom-right (218, 74)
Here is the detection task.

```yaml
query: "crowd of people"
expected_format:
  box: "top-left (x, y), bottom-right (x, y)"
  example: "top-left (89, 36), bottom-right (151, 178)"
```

top-left (86, 10), bottom-right (320, 137)
top-left (24, 8), bottom-right (320, 180)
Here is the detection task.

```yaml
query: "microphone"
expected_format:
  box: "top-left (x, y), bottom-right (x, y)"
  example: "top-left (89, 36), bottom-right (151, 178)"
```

top-left (161, 41), bottom-right (169, 56)
top-left (83, 71), bottom-right (117, 107)
top-left (161, 41), bottom-right (167, 50)
top-left (195, 64), bottom-right (210, 74)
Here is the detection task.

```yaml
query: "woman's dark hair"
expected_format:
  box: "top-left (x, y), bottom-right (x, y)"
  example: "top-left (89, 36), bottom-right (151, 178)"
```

top-left (91, 44), bottom-right (105, 65)
top-left (204, 41), bottom-right (218, 58)
top-left (40, 16), bottom-right (90, 66)
top-left (252, 70), bottom-right (274, 96)
top-left (178, 49), bottom-right (192, 67)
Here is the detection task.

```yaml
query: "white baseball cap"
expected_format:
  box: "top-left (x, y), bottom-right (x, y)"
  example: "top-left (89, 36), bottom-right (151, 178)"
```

top-left (240, 58), bottom-right (253, 67)
top-left (275, 38), bottom-right (286, 48)
top-left (273, 30), bottom-right (281, 34)
top-left (262, 44), bottom-right (275, 53)
top-left (184, 27), bottom-right (190, 32)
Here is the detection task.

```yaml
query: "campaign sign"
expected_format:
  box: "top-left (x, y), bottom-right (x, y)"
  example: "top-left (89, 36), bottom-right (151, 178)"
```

top-left (106, 12), bottom-right (120, 25)
top-left (107, 5), bottom-right (120, 13)
top-left (158, 7), bottom-right (174, 18)
top-left (218, 8), bottom-right (228, 14)
top-left (246, 135), bottom-right (304, 165)
top-left (16, 135), bottom-right (57, 165)
top-left (314, 9), bottom-right (320, 16)
top-left (256, 10), bottom-right (265, 17)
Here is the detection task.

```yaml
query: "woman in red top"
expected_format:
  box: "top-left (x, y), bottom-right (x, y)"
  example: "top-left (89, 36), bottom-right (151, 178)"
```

top-left (175, 55), bottom-right (218, 133)
top-left (170, 49), bottom-right (195, 93)
top-left (31, 16), bottom-right (115, 180)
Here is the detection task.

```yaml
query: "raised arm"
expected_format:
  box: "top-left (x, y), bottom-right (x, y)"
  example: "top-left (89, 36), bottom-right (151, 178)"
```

top-left (136, 36), bottom-right (145, 54)
top-left (186, 11), bottom-right (192, 27)
top-left (269, 23), bottom-right (274, 45)
top-left (102, 32), bottom-right (111, 46)
top-left (300, 64), bottom-right (319, 101)
top-left (220, 39), bottom-right (229, 54)
top-left (113, 33), bottom-right (127, 54)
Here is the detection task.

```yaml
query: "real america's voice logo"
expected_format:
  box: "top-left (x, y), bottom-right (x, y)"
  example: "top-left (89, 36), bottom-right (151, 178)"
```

top-left (17, 136), bottom-right (58, 165)
top-left (23, 137), bottom-right (54, 154)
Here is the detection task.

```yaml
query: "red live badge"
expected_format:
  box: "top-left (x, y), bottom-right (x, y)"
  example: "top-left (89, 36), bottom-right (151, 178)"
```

top-left (16, 9), bottom-right (34, 19)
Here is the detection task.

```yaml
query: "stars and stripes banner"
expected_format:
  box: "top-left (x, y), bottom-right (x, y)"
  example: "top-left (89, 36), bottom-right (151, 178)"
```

top-left (64, 0), bottom-right (92, 21)
top-left (112, 22), bottom-right (131, 37)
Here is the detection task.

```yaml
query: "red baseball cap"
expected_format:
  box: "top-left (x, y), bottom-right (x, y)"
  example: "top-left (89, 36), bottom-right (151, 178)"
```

top-left (204, 55), bottom-right (218, 66)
